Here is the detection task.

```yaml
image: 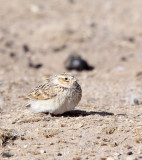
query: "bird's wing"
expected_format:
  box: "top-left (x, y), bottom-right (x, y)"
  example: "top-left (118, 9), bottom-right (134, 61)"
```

top-left (29, 83), bottom-right (57, 100)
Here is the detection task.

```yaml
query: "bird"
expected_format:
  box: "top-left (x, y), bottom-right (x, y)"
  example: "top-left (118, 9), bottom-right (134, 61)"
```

top-left (25, 73), bottom-right (82, 115)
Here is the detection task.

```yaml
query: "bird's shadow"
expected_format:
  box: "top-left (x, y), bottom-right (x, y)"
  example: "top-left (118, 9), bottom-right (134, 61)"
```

top-left (55, 110), bottom-right (114, 117)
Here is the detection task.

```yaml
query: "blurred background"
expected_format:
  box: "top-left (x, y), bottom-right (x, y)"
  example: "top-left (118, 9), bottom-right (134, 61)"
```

top-left (1, 0), bottom-right (142, 76)
top-left (0, 0), bottom-right (142, 159)
top-left (1, 0), bottom-right (142, 105)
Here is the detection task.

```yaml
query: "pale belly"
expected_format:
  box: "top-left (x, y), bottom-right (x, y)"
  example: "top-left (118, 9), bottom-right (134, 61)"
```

top-left (30, 90), bottom-right (81, 114)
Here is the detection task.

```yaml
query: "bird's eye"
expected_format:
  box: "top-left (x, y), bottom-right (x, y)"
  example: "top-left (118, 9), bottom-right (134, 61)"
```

top-left (65, 77), bottom-right (68, 81)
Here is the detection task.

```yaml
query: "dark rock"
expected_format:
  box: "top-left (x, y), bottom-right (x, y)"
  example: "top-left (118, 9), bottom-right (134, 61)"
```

top-left (128, 37), bottom-right (135, 42)
top-left (64, 53), bottom-right (94, 71)
top-left (9, 52), bottom-right (15, 57)
top-left (133, 98), bottom-right (139, 105)
top-left (2, 152), bottom-right (13, 158)
top-left (90, 23), bottom-right (96, 28)
top-left (127, 151), bottom-right (133, 155)
top-left (0, 128), bottom-right (18, 146)
top-left (29, 62), bottom-right (43, 69)
top-left (121, 57), bottom-right (127, 61)
top-left (57, 153), bottom-right (62, 156)
top-left (68, 0), bottom-right (75, 3)
top-left (23, 44), bottom-right (30, 53)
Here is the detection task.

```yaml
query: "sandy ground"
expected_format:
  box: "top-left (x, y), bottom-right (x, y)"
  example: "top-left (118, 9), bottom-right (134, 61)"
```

top-left (0, 0), bottom-right (142, 159)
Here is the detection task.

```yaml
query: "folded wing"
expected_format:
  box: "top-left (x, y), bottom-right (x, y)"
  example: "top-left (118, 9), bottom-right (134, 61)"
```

top-left (29, 83), bottom-right (57, 100)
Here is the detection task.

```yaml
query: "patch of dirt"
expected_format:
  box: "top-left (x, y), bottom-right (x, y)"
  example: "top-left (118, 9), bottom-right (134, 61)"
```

top-left (0, 128), bottom-right (18, 147)
top-left (0, 0), bottom-right (142, 160)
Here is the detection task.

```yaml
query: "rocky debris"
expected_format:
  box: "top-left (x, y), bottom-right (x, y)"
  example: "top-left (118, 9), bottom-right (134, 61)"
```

top-left (23, 44), bottom-right (30, 53)
top-left (57, 153), bottom-right (62, 156)
top-left (0, 128), bottom-right (18, 146)
top-left (40, 150), bottom-right (46, 154)
top-left (64, 53), bottom-right (94, 71)
top-left (9, 52), bottom-right (16, 57)
top-left (133, 98), bottom-right (139, 105)
top-left (127, 37), bottom-right (135, 43)
top-left (2, 152), bottom-right (13, 158)
top-left (121, 57), bottom-right (127, 61)
top-left (22, 44), bottom-right (43, 69)
top-left (127, 151), bottom-right (133, 155)
top-left (28, 62), bottom-right (43, 69)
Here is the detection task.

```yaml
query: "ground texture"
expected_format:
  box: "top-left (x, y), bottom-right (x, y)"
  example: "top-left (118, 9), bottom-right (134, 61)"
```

top-left (0, 0), bottom-right (142, 160)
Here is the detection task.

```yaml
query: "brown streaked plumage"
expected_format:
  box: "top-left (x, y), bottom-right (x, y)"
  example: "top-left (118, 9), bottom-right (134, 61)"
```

top-left (29, 84), bottom-right (57, 100)
top-left (26, 73), bottom-right (82, 115)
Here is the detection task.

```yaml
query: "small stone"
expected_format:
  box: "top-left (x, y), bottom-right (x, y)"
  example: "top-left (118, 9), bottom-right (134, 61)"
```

top-left (23, 44), bottom-right (30, 52)
top-left (23, 145), bottom-right (27, 148)
top-left (30, 4), bottom-right (40, 13)
top-left (10, 52), bottom-right (16, 57)
top-left (33, 151), bottom-right (40, 155)
top-left (102, 138), bottom-right (110, 142)
top-left (29, 62), bottom-right (43, 69)
top-left (2, 152), bottom-right (13, 158)
top-left (114, 152), bottom-right (121, 159)
top-left (49, 142), bottom-right (54, 145)
top-left (110, 142), bottom-right (118, 147)
top-left (127, 151), bottom-right (133, 155)
top-left (90, 22), bottom-right (96, 28)
top-left (57, 153), bottom-right (62, 156)
top-left (103, 127), bottom-right (116, 134)
top-left (64, 53), bottom-right (94, 71)
top-left (20, 136), bottom-right (26, 140)
top-left (68, 0), bottom-right (75, 4)
top-left (40, 150), bottom-right (46, 154)
top-left (127, 37), bottom-right (135, 42)
top-left (133, 98), bottom-right (139, 105)
top-left (124, 145), bottom-right (132, 149)
top-left (121, 57), bottom-right (127, 61)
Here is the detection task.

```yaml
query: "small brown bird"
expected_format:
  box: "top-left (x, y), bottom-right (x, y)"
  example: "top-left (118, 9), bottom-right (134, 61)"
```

top-left (26, 73), bottom-right (82, 115)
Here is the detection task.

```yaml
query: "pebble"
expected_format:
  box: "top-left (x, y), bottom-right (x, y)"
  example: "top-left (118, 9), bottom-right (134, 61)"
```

top-left (64, 53), bottom-right (94, 71)
top-left (133, 98), bottom-right (139, 105)
top-left (30, 4), bottom-right (40, 13)
top-left (57, 153), bottom-right (62, 156)
top-left (121, 57), bottom-right (127, 61)
top-left (29, 62), bottom-right (43, 69)
top-left (40, 150), bottom-right (46, 154)
top-left (127, 37), bottom-right (135, 43)
top-left (23, 145), bottom-right (27, 148)
top-left (2, 152), bottom-right (13, 158)
top-left (9, 52), bottom-right (16, 57)
top-left (23, 44), bottom-right (30, 53)
top-left (127, 151), bottom-right (133, 155)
